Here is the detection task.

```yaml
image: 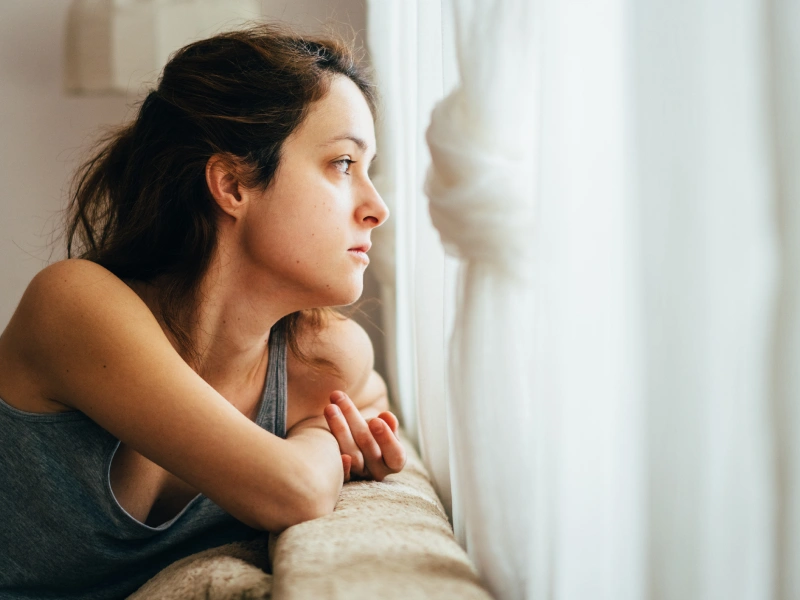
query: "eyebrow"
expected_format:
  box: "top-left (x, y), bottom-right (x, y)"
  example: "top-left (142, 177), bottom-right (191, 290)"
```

top-left (320, 135), bottom-right (378, 164)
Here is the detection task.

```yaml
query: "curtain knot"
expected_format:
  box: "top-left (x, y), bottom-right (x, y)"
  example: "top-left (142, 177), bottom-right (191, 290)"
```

top-left (425, 90), bottom-right (535, 279)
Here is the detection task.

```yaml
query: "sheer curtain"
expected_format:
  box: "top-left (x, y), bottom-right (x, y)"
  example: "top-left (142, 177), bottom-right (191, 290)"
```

top-left (366, 0), bottom-right (455, 521)
top-left (368, 0), bottom-right (800, 598)
top-left (772, 2), bottom-right (800, 597)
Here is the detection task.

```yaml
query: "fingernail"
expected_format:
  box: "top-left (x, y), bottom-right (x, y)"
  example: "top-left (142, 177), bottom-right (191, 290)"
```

top-left (328, 404), bottom-right (340, 417)
top-left (369, 419), bottom-right (383, 434)
top-left (331, 392), bottom-right (346, 403)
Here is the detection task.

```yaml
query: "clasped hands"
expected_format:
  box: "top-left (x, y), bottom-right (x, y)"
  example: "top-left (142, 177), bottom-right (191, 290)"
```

top-left (323, 391), bottom-right (406, 482)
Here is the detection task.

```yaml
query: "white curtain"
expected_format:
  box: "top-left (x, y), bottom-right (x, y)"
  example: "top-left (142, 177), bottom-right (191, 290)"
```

top-left (370, 0), bottom-right (800, 598)
top-left (425, 1), bottom-right (538, 598)
top-left (772, 2), bottom-right (800, 597)
top-left (366, 0), bottom-right (455, 520)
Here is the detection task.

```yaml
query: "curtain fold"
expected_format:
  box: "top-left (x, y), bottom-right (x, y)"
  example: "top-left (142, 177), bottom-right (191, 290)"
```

top-left (633, 1), bottom-right (778, 596)
top-left (535, 1), bottom-right (644, 597)
top-left (770, 2), bottom-right (800, 598)
top-left (369, 0), bottom-right (800, 597)
top-left (425, 1), bottom-right (537, 597)
top-left (366, 0), bottom-right (454, 519)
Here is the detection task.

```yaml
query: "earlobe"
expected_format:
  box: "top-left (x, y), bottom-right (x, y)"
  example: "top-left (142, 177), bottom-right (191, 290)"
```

top-left (206, 155), bottom-right (246, 219)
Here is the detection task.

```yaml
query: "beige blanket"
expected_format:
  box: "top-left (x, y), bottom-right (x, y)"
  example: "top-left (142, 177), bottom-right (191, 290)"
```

top-left (130, 431), bottom-right (492, 599)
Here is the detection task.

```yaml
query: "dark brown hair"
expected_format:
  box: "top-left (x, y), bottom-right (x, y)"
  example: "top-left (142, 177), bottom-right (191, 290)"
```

top-left (66, 22), bottom-right (377, 370)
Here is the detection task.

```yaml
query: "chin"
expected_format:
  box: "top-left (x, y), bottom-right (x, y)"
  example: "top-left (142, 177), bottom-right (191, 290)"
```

top-left (337, 285), bottom-right (364, 307)
top-left (339, 277), bottom-right (366, 306)
top-left (312, 279), bottom-right (363, 308)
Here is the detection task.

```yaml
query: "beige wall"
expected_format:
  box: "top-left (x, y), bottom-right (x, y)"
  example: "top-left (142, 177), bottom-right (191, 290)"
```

top-left (0, 0), bottom-right (386, 379)
top-left (0, 0), bottom-right (130, 325)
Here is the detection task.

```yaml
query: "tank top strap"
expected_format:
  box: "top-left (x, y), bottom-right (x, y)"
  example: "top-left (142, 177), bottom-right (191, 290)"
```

top-left (255, 318), bottom-right (288, 438)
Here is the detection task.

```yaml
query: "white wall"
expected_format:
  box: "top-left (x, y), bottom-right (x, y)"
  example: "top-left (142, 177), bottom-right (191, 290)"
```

top-left (0, 0), bottom-right (386, 378)
top-left (0, 0), bottom-right (130, 324)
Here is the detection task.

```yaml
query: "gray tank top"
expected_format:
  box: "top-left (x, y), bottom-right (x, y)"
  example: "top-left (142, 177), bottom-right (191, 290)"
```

top-left (0, 319), bottom-right (288, 599)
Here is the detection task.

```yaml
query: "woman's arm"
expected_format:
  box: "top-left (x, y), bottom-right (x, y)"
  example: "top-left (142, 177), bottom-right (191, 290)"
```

top-left (286, 313), bottom-right (390, 422)
top-left (286, 315), bottom-right (406, 482)
top-left (282, 413), bottom-right (344, 512)
top-left (3, 259), bottom-right (342, 532)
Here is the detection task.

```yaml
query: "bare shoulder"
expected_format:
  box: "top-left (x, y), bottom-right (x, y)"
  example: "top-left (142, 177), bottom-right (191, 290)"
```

top-left (18, 258), bottom-right (146, 313)
top-left (0, 260), bottom-right (336, 532)
top-left (288, 312), bottom-right (374, 394)
top-left (286, 312), bottom-right (386, 426)
top-left (0, 259), bottom-right (164, 410)
top-left (7, 258), bottom-right (161, 353)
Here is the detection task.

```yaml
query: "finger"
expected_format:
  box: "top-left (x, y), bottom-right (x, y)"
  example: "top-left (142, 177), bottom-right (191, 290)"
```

top-left (377, 411), bottom-right (400, 436)
top-left (369, 418), bottom-right (406, 473)
top-left (331, 392), bottom-right (383, 476)
top-left (324, 403), bottom-right (365, 474)
top-left (325, 404), bottom-right (364, 475)
top-left (341, 454), bottom-right (352, 483)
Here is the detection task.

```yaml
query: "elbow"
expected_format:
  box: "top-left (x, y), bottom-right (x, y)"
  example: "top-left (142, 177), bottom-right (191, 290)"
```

top-left (291, 488), bottom-right (336, 527)
top-left (287, 466), bottom-right (338, 526)
top-left (254, 461), bottom-right (339, 532)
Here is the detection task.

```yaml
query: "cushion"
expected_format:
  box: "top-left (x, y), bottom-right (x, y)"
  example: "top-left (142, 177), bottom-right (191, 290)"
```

top-left (129, 430), bottom-right (492, 599)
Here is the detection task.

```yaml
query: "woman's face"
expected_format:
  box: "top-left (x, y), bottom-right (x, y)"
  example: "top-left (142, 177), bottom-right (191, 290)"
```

top-left (240, 75), bottom-right (388, 309)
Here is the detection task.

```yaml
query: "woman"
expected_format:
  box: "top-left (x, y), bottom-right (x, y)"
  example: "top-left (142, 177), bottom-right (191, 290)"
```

top-left (0, 23), bottom-right (405, 598)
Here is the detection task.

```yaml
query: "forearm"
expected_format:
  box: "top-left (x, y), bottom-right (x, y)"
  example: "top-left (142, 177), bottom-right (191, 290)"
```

top-left (284, 416), bottom-right (344, 518)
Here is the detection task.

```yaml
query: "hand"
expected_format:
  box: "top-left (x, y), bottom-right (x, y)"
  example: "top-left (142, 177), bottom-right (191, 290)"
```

top-left (323, 391), bottom-right (406, 482)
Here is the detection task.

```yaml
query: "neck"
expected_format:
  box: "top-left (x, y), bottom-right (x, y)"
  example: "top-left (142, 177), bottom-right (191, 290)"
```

top-left (131, 260), bottom-right (297, 396)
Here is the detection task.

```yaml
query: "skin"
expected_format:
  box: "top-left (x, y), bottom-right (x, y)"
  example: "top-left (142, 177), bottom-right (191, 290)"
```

top-left (0, 74), bottom-right (406, 531)
top-left (201, 73), bottom-right (406, 482)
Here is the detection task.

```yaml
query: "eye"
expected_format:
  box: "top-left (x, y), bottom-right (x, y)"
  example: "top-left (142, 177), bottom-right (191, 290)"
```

top-left (334, 158), bottom-right (355, 176)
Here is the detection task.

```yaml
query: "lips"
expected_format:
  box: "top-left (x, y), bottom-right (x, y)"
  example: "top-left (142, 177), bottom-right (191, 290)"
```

top-left (347, 244), bottom-right (371, 265)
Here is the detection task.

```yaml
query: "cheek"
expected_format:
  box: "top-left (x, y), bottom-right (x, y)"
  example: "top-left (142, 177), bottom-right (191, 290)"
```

top-left (238, 205), bottom-right (285, 263)
top-left (239, 206), bottom-right (322, 273)
top-left (240, 176), bottom-right (350, 274)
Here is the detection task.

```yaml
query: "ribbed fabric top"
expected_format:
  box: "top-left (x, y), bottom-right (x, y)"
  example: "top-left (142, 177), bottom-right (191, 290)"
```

top-left (0, 319), bottom-right (287, 600)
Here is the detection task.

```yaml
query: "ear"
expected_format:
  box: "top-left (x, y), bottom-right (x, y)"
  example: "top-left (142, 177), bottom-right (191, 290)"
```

top-left (206, 154), bottom-right (246, 219)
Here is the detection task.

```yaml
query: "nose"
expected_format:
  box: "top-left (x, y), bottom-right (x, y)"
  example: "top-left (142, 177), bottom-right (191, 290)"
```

top-left (357, 179), bottom-right (390, 227)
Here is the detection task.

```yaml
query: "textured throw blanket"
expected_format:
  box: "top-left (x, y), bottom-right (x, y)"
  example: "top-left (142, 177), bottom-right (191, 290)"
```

top-left (129, 431), bottom-right (492, 599)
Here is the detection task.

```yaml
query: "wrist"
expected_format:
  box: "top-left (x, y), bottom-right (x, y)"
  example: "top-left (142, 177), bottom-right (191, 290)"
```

top-left (285, 419), bottom-right (344, 513)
